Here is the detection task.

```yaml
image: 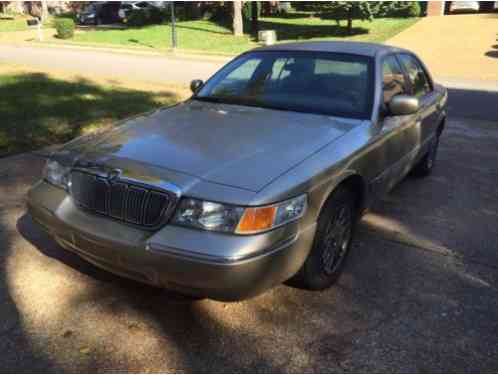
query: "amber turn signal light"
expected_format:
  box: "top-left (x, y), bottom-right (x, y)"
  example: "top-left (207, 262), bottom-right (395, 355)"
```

top-left (236, 206), bottom-right (277, 234)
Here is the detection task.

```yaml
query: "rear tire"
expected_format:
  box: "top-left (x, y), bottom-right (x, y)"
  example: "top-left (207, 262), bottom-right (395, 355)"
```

top-left (412, 134), bottom-right (440, 177)
top-left (292, 186), bottom-right (358, 291)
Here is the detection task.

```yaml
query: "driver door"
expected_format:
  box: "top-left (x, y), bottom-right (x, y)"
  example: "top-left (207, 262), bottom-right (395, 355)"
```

top-left (374, 54), bottom-right (417, 196)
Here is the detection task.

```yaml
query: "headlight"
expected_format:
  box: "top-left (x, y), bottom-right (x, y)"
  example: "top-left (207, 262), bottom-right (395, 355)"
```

top-left (43, 160), bottom-right (70, 189)
top-left (172, 194), bottom-right (307, 235)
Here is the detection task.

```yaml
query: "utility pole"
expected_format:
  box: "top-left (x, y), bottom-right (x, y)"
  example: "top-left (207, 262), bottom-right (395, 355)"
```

top-left (171, 2), bottom-right (177, 50)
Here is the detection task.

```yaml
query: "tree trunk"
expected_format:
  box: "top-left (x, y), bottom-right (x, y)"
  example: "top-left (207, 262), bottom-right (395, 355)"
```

top-left (251, 1), bottom-right (259, 35)
top-left (347, 8), bottom-right (353, 34)
top-left (41, 0), bottom-right (49, 23)
top-left (232, 0), bottom-right (243, 37)
top-left (28, 2), bottom-right (42, 18)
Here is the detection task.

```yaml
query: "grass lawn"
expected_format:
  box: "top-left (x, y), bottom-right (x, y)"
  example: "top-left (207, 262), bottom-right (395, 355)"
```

top-left (0, 15), bottom-right (54, 32)
top-left (0, 16), bottom-right (34, 32)
top-left (68, 16), bottom-right (419, 55)
top-left (0, 65), bottom-right (188, 157)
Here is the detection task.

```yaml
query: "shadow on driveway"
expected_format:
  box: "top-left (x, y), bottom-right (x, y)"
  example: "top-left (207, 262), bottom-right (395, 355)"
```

top-left (2, 86), bottom-right (498, 372)
top-left (447, 87), bottom-right (498, 121)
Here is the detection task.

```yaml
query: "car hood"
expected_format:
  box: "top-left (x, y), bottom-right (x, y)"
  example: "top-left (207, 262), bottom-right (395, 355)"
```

top-left (61, 101), bottom-right (358, 192)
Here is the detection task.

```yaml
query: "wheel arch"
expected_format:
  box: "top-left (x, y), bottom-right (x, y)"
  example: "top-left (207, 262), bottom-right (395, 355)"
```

top-left (437, 116), bottom-right (446, 136)
top-left (317, 172), bottom-right (368, 219)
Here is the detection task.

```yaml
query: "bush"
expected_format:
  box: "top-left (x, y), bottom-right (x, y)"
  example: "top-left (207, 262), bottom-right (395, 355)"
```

top-left (292, 1), bottom-right (320, 12)
top-left (402, 2), bottom-right (421, 17)
top-left (126, 8), bottom-right (169, 27)
top-left (371, 1), bottom-right (421, 18)
top-left (54, 18), bottom-right (75, 39)
top-left (207, 5), bottom-right (231, 25)
top-left (126, 9), bottom-right (148, 27)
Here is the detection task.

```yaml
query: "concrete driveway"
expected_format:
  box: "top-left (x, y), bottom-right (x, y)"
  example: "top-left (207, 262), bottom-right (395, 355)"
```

top-left (1, 86), bottom-right (498, 372)
top-left (387, 14), bottom-right (498, 82)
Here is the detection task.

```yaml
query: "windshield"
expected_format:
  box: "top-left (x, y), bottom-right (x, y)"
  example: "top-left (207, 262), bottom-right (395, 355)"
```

top-left (195, 50), bottom-right (374, 119)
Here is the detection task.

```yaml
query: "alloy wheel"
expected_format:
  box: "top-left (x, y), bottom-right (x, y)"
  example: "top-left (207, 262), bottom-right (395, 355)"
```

top-left (321, 204), bottom-right (353, 275)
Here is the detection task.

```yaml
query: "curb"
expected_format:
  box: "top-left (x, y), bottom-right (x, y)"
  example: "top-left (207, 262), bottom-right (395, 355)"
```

top-left (0, 41), bottom-right (235, 63)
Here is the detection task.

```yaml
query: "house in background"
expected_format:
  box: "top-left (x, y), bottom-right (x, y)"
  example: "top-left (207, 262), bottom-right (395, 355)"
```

top-left (426, 1), bottom-right (498, 16)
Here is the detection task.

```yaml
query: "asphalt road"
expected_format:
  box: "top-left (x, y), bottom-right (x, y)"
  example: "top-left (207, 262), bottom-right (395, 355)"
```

top-left (0, 44), bottom-right (224, 84)
top-left (1, 80), bottom-right (497, 372)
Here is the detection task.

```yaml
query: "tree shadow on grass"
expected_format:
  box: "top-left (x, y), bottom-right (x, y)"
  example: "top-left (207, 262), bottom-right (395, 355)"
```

top-left (202, 13), bottom-right (368, 41)
top-left (0, 72), bottom-right (181, 157)
top-left (128, 38), bottom-right (155, 48)
top-left (175, 23), bottom-right (233, 35)
top-left (265, 11), bottom-right (316, 19)
top-left (256, 19), bottom-right (368, 41)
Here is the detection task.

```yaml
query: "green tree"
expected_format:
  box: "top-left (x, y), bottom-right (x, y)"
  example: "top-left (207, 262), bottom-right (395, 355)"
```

top-left (327, 2), bottom-right (373, 34)
top-left (371, 1), bottom-right (421, 18)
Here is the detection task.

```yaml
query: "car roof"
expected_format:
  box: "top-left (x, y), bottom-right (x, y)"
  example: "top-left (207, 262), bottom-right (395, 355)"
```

top-left (254, 41), bottom-right (409, 58)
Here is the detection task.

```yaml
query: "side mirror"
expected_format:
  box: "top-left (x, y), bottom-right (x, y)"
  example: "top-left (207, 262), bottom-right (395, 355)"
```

top-left (388, 95), bottom-right (419, 116)
top-left (190, 79), bottom-right (204, 94)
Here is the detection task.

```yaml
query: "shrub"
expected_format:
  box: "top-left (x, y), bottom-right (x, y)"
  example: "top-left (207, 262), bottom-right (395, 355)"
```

top-left (402, 2), bottom-right (421, 17)
top-left (208, 5), bottom-right (231, 25)
top-left (371, 1), bottom-right (421, 18)
top-left (148, 7), bottom-right (166, 24)
top-left (126, 9), bottom-right (149, 26)
top-left (54, 18), bottom-right (75, 39)
top-left (126, 8), bottom-right (170, 27)
top-left (304, 1), bottom-right (420, 18)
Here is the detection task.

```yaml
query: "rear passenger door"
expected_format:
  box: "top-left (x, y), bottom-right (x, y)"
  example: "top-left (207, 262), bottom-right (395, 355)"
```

top-left (397, 53), bottom-right (439, 153)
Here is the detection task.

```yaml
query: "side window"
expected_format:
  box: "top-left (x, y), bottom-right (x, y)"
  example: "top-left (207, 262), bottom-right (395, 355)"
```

top-left (269, 57), bottom-right (291, 82)
top-left (398, 54), bottom-right (432, 98)
top-left (382, 55), bottom-right (407, 105)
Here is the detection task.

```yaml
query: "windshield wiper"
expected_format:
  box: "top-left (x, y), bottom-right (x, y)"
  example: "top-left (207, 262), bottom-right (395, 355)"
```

top-left (193, 96), bottom-right (296, 113)
top-left (194, 95), bottom-right (268, 108)
top-left (192, 96), bottom-right (227, 104)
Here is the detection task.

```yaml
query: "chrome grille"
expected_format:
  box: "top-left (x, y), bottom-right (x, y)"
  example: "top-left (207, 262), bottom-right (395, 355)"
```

top-left (70, 170), bottom-right (174, 229)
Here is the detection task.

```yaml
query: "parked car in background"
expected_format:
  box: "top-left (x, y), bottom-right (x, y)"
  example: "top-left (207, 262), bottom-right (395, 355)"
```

top-left (78, 2), bottom-right (120, 25)
top-left (28, 42), bottom-right (447, 301)
top-left (449, 1), bottom-right (480, 13)
top-left (118, 2), bottom-right (156, 21)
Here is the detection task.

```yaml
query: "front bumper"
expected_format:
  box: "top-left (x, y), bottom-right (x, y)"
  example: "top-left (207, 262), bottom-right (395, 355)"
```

top-left (27, 181), bottom-right (316, 301)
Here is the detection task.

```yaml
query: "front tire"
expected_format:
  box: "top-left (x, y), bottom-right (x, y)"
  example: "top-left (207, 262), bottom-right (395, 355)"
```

top-left (293, 187), bottom-right (358, 291)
